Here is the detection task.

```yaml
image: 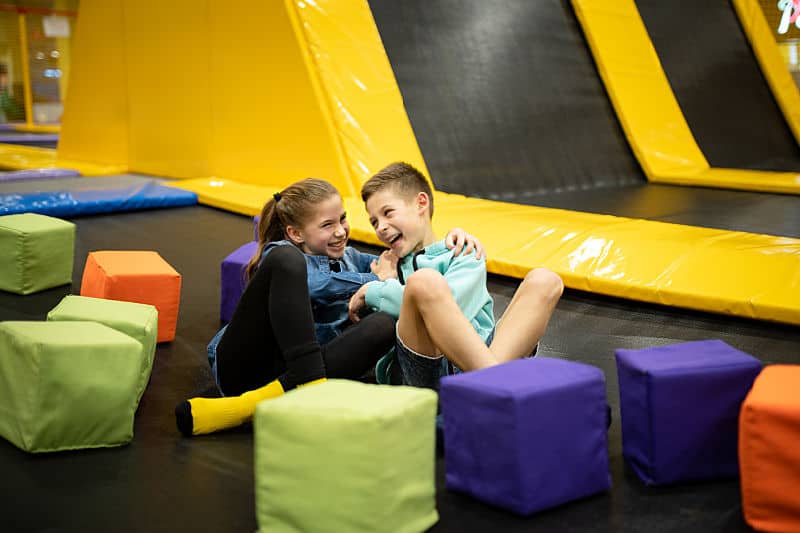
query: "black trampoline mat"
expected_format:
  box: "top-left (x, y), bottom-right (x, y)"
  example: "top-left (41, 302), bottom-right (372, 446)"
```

top-left (369, 0), bottom-right (800, 239)
top-left (636, 0), bottom-right (800, 172)
top-left (2, 206), bottom-right (798, 532)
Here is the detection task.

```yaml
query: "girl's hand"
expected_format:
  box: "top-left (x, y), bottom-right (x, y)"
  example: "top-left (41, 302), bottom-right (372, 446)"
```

top-left (348, 284), bottom-right (370, 323)
top-left (445, 228), bottom-right (485, 260)
top-left (371, 250), bottom-right (398, 280)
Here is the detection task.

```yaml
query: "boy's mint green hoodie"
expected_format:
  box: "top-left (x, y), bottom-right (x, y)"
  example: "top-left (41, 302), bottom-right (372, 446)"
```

top-left (364, 240), bottom-right (495, 341)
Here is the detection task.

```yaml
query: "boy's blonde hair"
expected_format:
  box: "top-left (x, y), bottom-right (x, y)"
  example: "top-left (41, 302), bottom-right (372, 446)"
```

top-left (361, 162), bottom-right (434, 219)
top-left (247, 178), bottom-right (340, 281)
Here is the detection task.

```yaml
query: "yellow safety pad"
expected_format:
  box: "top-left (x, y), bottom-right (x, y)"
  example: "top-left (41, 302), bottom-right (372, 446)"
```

top-left (571, 0), bottom-right (708, 178)
top-left (287, 0), bottom-right (431, 191)
top-left (166, 178), bottom-right (270, 216)
top-left (652, 167), bottom-right (800, 194)
top-left (167, 179), bottom-right (800, 326)
top-left (11, 124), bottom-right (60, 134)
top-left (733, 0), bottom-right (800, 145)
top-left (0, 144), bottom-right (126, 175)
top-left (571, 0), bottom-right (800, 194)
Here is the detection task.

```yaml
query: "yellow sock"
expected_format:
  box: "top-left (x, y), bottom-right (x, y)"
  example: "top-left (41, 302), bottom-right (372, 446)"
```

top-left (297, 377), bottom-right (327, 388)
top-left (177, 377), bottom-right (328, 436)
top-left (184, 379), bottom-right (285, 436)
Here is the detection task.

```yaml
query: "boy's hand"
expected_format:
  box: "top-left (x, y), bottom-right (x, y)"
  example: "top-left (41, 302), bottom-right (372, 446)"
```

top-left (348, 284), bottom-right (369, 323)
top-left (445, 228), bottom-right (485, 260)
top-left (370, 250), bottom-right (398, 280)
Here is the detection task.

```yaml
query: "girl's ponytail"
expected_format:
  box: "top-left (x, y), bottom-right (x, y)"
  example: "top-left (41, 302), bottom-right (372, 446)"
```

top-left (245, 197), bottom-right (282, 281)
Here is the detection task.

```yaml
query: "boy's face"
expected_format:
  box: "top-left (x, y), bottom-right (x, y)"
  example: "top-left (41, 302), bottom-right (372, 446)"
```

top-left (365, 188), bottom-right (429, 258)
top-left (287, 194), bottom-right (350, 258)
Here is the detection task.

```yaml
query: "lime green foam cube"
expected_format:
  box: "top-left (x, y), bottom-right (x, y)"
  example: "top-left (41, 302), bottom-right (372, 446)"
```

top-left (0, 213), bottom-right (75, 295)
top-left (254, 380), bottom-right (439, 533)
top-left (47, 295), bottom-right (158, 402)
top-left (0, 321), bottom-right (142, 453)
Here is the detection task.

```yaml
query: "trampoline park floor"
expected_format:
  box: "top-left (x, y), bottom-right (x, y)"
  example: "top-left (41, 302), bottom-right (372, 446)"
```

top-left (1, 204), bottom-right (798, 533)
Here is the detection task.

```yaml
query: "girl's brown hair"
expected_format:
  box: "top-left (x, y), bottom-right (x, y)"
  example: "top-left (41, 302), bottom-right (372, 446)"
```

top-left (245, 178), bottom-right (340, 281)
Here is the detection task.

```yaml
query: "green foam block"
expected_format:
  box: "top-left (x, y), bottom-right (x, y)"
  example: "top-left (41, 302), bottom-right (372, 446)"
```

top-left (0, 321), bottom-right (142, 453)
top-left (47, 295), bottom-right (158, 402)
top-left (0, 213), bottom-right (75, 295)
top-left (254, 380), bottom-right (439, 533)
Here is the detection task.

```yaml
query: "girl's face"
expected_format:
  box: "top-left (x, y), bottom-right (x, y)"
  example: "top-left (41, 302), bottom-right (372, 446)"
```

top-left (288, 195), bottom-right (350, 258)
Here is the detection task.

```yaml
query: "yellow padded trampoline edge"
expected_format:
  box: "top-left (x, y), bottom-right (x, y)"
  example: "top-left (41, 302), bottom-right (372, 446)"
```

top-left (733, 0), bottom-right (800, 145)
top-left (0, 144), bottom-right (127, 175)
top-left (172, 179), bottom-right (800, 326)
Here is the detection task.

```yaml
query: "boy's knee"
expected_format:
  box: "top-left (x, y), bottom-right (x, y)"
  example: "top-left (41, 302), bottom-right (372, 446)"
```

top-left (405, 269), bottom-right (448, 302)
top-left (523, 268), bottom-right (564, 302)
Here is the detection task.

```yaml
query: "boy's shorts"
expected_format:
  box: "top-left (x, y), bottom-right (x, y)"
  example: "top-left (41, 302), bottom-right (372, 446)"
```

top-left (395, 325), bottom-right (495, 391)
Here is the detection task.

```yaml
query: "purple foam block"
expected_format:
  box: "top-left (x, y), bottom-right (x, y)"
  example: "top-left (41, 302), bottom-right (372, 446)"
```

top-left (220, 241), bottom-right (258, 322)
top-left (441, 357), bottom-right (610, 515)
top-left (615, 339), bottom-right (762, 486)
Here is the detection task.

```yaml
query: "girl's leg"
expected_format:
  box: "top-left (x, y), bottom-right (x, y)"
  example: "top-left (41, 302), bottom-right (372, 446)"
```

top-left (177, 245), bottom-right (326, 436)
top-left (216, 244), bottom-right (325, 394)
top-left (322, 311), bottom-right (396, 378)
top-left (398, 269), bottom-right (496, 372)
top-left (489, 268), bottom-right (563, 363)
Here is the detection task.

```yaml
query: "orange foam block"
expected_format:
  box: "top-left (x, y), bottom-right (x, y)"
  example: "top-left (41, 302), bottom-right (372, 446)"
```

top-left (739, 365), bottom-right (800, 533)
top-left (80, 251), bottom-right (181, 342)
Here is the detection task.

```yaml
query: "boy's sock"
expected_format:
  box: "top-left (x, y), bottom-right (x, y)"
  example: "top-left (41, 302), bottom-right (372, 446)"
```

top-left (175, 377), bottom-right (328, 437)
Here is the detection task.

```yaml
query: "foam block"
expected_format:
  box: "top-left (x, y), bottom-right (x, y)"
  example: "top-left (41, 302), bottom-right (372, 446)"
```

top-left (0, 213), bottom-right (75, 294)
top-left (0, 321), bottom-right (142, 452)
top-left (441, 357), bottom-right (611, 515)
top-left (615, 340), bottom-right (762, 485)
top-left (254, 380), bottom-right (439, 533)
top-left (220, 241), bottom-right (257, 323)
top-left (47, 295), bottom-right (158, 402)
top-left (80, 251), bottom-right (181, 342)
top-left (739, 365), bottom-right (800, 532)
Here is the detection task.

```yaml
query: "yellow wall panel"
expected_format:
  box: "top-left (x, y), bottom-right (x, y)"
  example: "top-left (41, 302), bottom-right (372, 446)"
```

top-left (207, 0), bottom-right (350, 192)
top-left (56, 0), bottom-right (357, 188)
top-left (122, 0), bottom-right (212, 178)
top-left (57, 0), bottom-right (129, 167)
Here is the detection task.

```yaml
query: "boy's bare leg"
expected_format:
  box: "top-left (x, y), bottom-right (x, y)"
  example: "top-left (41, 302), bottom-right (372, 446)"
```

top-left (399, 269), bottom-right (498, 371)
top-left (490, 268), bottom-right (563, 363)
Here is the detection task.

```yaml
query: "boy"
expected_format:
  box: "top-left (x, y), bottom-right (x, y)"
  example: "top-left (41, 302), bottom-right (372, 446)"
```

top-left (348, 162), bottom-right (564, 389)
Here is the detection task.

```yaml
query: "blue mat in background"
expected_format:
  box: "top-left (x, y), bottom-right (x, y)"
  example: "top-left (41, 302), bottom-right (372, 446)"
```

top-left (0, 174), bottom-right (197, 216)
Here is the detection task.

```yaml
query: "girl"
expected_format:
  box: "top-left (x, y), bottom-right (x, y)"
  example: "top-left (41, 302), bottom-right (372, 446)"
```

top-left (176, 178), bottom-right (481, 436)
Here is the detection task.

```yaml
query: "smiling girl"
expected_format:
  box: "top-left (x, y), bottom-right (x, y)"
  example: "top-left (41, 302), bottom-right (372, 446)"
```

top-left (176, 178), bottom-right (481, 436)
